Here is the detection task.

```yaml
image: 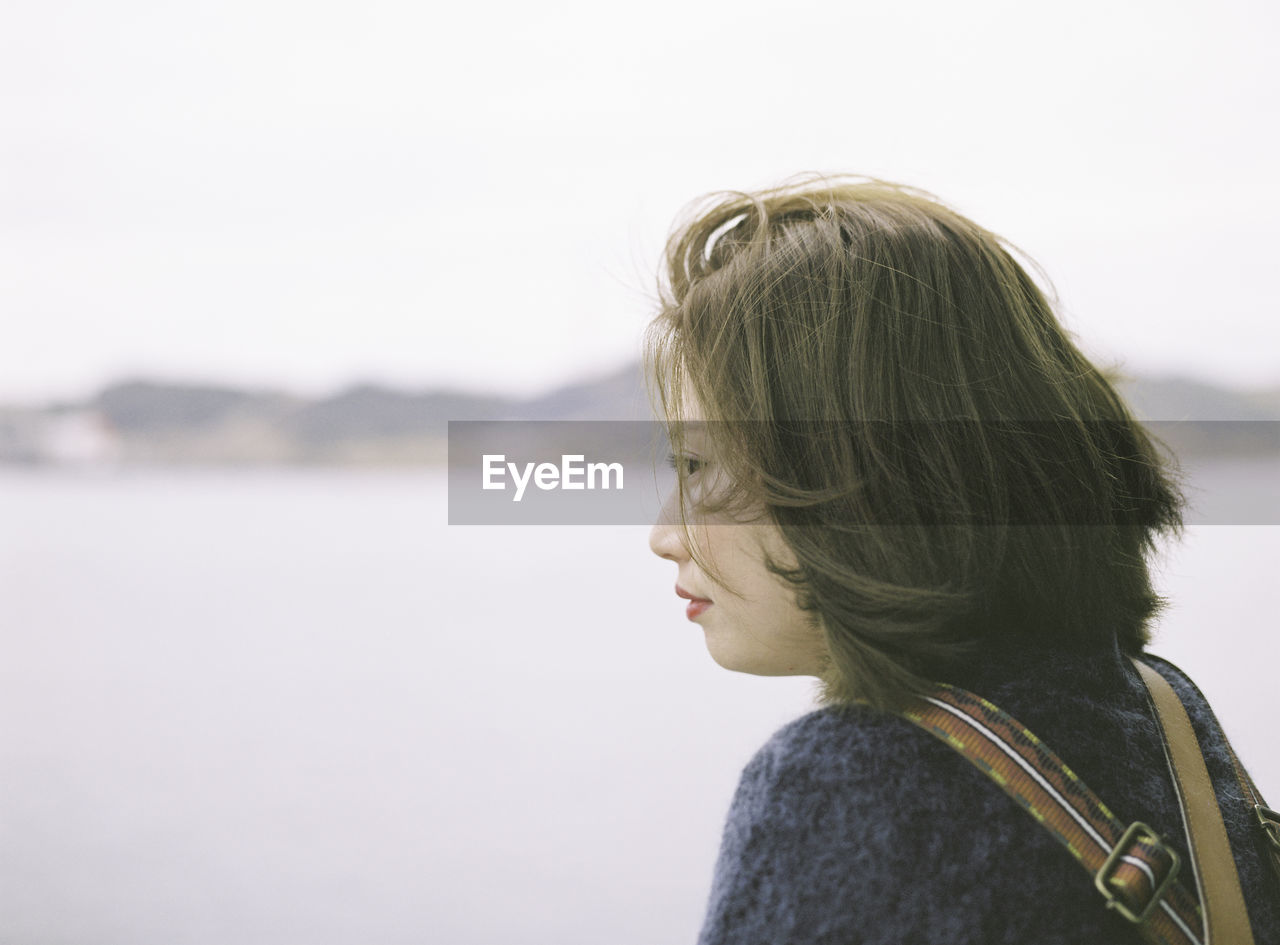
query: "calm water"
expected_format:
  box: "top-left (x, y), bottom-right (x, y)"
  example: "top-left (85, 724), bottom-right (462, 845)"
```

top-left (1, 461), bottom-right (1276, 945)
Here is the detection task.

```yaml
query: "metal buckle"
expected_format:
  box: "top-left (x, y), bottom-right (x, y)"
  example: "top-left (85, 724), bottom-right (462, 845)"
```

top-left (1258, 805), bottom-right (1280, 851)
top-left (1094, 821), bottom-right (1182, 924)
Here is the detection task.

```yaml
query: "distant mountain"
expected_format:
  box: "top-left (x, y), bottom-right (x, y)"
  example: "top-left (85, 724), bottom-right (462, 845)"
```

top-left (93, 380), bottom-right (283, 431)
top-left (0, 363), bottom-right (1274, 466)
top-left (280, 385), bottom-right (512, 443)
top-left (1110, 375), bottom-right (1280, 421)
top-left (514, 363), bottom-right (651, 421)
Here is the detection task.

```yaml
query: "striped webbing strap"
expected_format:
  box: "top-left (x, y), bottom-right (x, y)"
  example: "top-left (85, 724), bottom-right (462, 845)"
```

top-left (901, 683), bottom-right (1205, 945)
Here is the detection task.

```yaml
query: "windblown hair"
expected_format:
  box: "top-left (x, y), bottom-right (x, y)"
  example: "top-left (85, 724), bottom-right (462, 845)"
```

top-left (645, 176), bottom-right (1185, 711)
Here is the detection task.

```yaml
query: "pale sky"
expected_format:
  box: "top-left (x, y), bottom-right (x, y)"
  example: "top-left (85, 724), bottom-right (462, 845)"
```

top-left (3, 0), bottom-right (1278, 404)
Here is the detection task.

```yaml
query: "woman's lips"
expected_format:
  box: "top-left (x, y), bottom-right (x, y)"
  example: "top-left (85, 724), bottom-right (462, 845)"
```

top-left (684, 599), bottom-right (712, 620)
top-left (675, 585), bottom-right (713, 621)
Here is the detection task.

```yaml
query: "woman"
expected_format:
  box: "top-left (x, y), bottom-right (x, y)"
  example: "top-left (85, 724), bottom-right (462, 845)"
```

top-left (646, 178), bottom-right (1278, 944)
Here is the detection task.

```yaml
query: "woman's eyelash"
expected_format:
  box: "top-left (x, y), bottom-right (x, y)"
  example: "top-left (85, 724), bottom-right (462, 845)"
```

top-left (666, 453), bottom-right (704, 475)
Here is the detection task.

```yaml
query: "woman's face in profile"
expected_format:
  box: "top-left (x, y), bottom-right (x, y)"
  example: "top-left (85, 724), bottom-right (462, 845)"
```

top-left (648, 415), bottom-right (829, 679)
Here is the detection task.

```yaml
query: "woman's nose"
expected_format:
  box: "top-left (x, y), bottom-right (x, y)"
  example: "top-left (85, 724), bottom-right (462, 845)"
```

top-left (649, 493), bottom-right (688, 562)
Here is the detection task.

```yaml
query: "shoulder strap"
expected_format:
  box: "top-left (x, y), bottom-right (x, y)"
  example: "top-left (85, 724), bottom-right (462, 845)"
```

top-left (1131, 658), bottom-right (1257, 945)
top-left (1152, 658), bottom-right (1280, 887)
top-left (900, 672), bottom-right (1217, 945)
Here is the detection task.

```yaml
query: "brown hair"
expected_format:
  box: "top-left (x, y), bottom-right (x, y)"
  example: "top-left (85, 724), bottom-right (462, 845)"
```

top-left (646, 176), bottom-right (1185, 711)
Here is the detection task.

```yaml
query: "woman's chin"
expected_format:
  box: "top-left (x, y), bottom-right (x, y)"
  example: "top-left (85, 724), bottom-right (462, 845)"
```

top-left (704, 635), bottom-right (821, 678)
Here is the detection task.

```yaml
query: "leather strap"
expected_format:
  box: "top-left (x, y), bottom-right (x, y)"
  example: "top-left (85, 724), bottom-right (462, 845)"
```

top-left (1132, 658), bottom-right (1256, 945)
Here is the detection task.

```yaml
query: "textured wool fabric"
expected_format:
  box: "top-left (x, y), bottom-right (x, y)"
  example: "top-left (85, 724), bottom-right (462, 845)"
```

top-left (698, 642), bottom-right (1279, 945)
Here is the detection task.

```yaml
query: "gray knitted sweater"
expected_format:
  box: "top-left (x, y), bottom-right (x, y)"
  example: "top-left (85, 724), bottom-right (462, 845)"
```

top-left (698, 645), bottom-right (1279, 944)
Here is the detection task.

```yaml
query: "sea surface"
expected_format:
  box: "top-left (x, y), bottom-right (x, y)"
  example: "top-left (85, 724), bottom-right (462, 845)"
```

top-left (1, 459), bottom-right (1277, 945)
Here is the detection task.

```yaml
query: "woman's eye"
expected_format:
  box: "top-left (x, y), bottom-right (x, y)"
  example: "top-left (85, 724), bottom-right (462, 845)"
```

top-left (666, 453), bottom-right (704, 477)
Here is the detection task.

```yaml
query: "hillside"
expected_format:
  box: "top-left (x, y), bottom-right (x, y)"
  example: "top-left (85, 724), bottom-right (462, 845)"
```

top-left (0, 364), bottom-right (1274, 466)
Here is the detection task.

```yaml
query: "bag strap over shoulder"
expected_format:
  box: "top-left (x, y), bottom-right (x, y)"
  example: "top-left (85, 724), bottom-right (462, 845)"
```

top-left (1136, 656), bottom-right (1280, 888)
top-left (898, 656), bottom-right (1264, 945)
top-left (1130, 658), bottom-right (1255, 945)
